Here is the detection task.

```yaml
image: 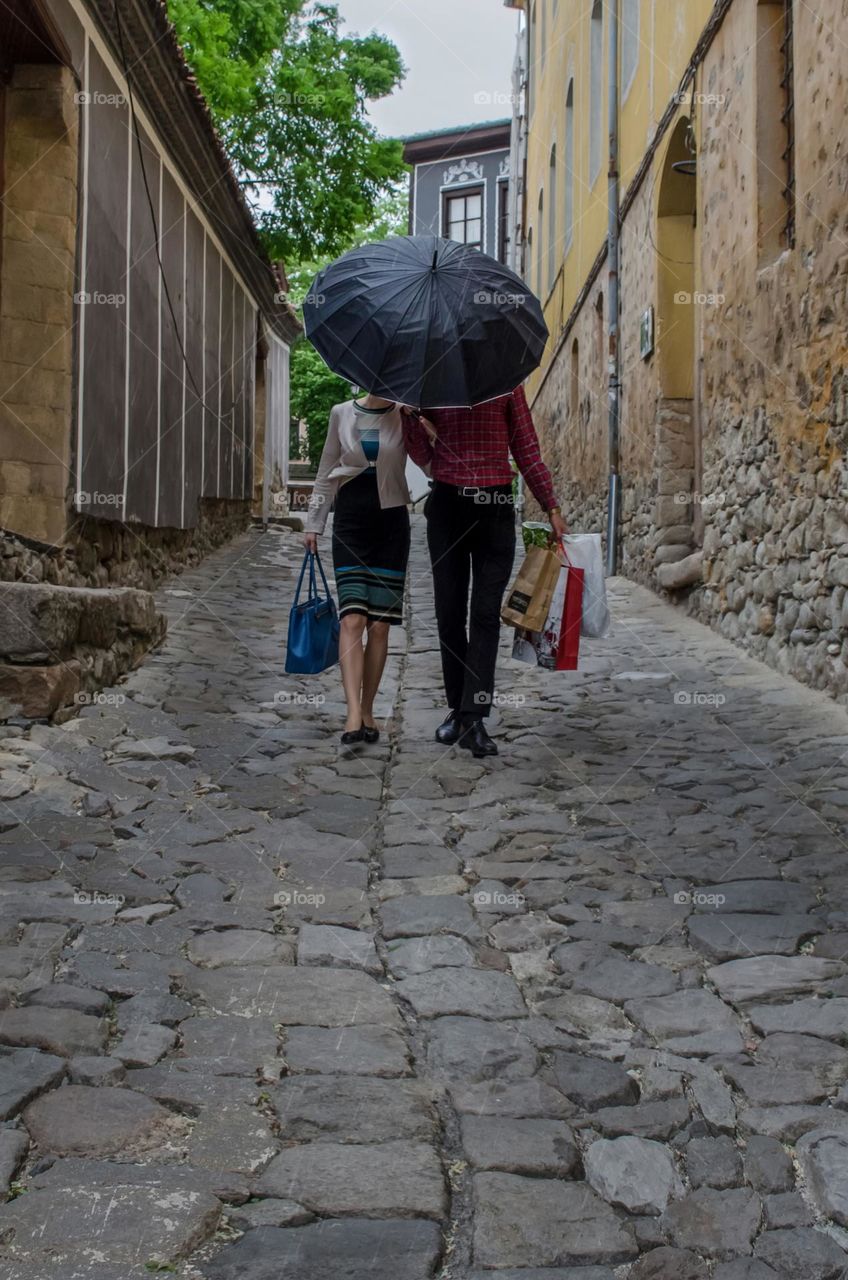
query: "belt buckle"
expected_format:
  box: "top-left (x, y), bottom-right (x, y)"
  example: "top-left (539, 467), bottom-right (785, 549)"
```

top-left (460, 486), bottom-right (480, 498)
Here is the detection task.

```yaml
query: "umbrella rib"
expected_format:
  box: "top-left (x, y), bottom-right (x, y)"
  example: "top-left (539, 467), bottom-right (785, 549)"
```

top-left (371, 272), bottom-right (439, 398)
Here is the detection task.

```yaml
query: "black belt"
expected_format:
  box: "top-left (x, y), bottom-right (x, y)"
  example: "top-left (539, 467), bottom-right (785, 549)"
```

top-left (436, 481), bottom-right (513, 501)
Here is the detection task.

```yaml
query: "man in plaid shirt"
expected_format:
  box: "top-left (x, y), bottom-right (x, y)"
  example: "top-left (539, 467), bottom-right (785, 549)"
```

top-left (402, 387), bottom-right (566, 757)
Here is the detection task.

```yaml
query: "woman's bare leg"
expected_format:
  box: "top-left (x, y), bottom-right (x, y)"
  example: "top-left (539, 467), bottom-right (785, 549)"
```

top-left (361, 620), bottom-right (390, 727)
top-left (339, 613), bottom-right (367, 732)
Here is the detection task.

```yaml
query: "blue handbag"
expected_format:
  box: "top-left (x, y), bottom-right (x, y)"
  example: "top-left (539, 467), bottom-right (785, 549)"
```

top-left (285, 550), bottom-right (340, 675)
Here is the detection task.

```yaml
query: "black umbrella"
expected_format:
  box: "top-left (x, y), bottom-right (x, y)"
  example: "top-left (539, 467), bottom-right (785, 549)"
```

top-left (302, 234), bottom-right (549, 408)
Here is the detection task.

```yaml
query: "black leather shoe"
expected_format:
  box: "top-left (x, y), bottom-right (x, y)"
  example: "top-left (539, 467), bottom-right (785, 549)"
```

top-left (341, 728), bottom-right (364, 746)
top-left (361, 723), bottom-right (380, 744)
top-left (458, 719), bottom-right (498, 758)
top-left (435, 710), bottom-right (462, 745)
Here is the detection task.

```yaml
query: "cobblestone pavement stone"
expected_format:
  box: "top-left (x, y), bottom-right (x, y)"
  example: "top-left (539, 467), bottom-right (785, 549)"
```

top-left (0, 519), bottom-right (847, 1279)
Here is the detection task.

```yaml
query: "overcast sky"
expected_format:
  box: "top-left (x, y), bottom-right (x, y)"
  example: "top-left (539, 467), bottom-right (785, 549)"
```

top-left (337, 0), bottom-right (519, 137)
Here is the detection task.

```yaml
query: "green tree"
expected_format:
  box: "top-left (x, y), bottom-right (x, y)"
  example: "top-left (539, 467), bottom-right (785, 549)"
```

top-left (286, 181), bottom-right (409, 302)
top-left (169, 0), bottom-right (406, 263)
top-left (289, 344), bottom-right (351, 468)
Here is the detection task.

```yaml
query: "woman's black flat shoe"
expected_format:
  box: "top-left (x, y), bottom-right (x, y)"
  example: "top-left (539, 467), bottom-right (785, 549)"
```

top-left (361, 724), bottom-right (380, 744)
top-left (341, 728), bottom-right (364, 746)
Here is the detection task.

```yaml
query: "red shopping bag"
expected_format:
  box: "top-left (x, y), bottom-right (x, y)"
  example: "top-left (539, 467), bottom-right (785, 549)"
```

top-left (510, 543), bottom-right (585, 671)
top-left (556, 563), bottom-right (584, 670)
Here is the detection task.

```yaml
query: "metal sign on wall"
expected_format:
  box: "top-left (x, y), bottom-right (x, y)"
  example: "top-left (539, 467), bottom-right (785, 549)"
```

top-left (640, 306), bottom-right (655, 360)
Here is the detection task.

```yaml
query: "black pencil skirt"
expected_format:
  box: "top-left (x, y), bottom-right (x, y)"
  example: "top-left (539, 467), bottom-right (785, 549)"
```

top-left (331, 471), bottom-right (410, 625)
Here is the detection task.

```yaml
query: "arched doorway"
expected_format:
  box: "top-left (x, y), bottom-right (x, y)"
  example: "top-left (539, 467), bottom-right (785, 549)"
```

top-left (654, 116), bottom-right (701, 571)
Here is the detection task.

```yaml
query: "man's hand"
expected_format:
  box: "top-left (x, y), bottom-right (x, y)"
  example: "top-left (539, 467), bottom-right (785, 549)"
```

top-left (401, 405), bottom-right (437, 441)
top-left (548, 510), bottom-right (567, 543)
top-left (303, 532), bottom-right (318, 553)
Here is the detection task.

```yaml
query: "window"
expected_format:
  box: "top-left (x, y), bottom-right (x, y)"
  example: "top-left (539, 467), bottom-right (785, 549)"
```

top-left (497, 181), bottom-right (510, 264)
top-left (541, 0), bottom-right (547, 72)
top-left (589, 0), bottom-right (603, 185)
top-left (756, 0), bottom-right (795, 263)
top-left (547, 146), bottom-right (557, 292)
top-left (621, 0), bottom-right (639, 99)
top-left (528, 4), bottom-right (537, 117)
top-left (526, 225), bottom-right (534, 289)
top-left (444, 188), bottom-right (483, 250)
top-left (564, 80), bottom-right (575, 250)
top-left (536, 190), bottom-right (544, 296)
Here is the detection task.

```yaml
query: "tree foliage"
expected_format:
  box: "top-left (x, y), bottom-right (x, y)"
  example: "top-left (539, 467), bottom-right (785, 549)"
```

top-left (289, 345), bottom-right (351, 469)
top-left (169, 0), bottom-right (407, 263)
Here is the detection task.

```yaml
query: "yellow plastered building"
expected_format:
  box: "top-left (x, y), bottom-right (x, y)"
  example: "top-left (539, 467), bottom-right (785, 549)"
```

top-left (506, 0), bottom-right (848, 703)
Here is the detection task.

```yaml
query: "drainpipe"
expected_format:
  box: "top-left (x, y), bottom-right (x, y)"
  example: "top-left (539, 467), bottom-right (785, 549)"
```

top-left (509, 4), bottom-right (528, 518)
top-left (605, 0), bottom-right (621, 576)
top-left (507, 10), bottom-right (524, 276)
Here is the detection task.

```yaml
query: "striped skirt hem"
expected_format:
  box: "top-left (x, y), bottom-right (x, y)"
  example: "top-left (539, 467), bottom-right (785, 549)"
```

top-left (335, 564), bottom-right (406, 625)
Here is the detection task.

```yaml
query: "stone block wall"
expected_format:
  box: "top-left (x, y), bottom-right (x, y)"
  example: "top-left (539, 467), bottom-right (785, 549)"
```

top-left (0, 498), bottom-right (252, 592)
top-left (689, 0), bottom-right (848, 698)
top-left (529, 0), bottom-right (848, 703)
top-left (0, 65), bottom-right (254, 717)
top-left (0, 580), bottom-right (166, 720)
top-left (532, 173), bottom-right (665, 587)
top-left (0, 65), bottom-right (78, 546)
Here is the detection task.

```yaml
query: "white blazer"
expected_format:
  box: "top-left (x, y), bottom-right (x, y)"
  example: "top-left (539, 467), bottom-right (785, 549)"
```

top-left (305, 401), bottom-right (412, 534)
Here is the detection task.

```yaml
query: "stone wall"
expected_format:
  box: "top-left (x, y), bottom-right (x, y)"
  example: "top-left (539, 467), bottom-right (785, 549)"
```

top-left (0, 580), bottom-right (166, 720)
top-left (691, 0), bottom-right (848, 699)
top-left (530, 0), bottom-right (848, 704)
top-left (0, 498), bottom-right (252, 592)
top-left (0, 497), bottom-right (253, 720)
top-left (0, 496), bottom-right (253, 720)
top-left (0, 65), bottom-right (78, 546)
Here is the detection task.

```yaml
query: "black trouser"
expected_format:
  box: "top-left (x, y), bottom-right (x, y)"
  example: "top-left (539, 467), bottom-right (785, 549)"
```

top-left (425, 482), bottom-right (516, 719)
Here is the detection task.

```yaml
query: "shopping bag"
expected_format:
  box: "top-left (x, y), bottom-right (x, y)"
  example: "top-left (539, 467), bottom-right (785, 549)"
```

top-left (511, 628), bottom-right (538, 666)
top-left (510, 557), bottom-right (585, 670)
top-left (285, 550), bottom-right (340, 675)
top-left (556, 563), bottom-right (584, 670)
top-left (561, 533), bottom-right (610, 638)
top-left (501, 544), bottom-right (561, 631)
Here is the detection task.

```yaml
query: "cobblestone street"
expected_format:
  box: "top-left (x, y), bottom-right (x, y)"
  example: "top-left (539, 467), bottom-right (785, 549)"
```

top-left (0, 517), bottom-right (847, 1279)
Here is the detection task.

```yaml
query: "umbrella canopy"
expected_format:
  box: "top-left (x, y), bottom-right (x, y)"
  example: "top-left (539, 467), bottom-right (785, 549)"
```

top-left (302, 234), bottom-right (549, 408)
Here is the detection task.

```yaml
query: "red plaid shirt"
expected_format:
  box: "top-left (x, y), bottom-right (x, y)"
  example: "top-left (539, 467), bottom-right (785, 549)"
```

top-left (402, 386), bottom-right (558, 513)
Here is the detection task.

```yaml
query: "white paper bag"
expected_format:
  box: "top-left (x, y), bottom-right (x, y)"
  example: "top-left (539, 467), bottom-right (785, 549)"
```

top-left (511, 561), bottom-right (573, 669)
top-left (562, 533), bottom-right (610, 638)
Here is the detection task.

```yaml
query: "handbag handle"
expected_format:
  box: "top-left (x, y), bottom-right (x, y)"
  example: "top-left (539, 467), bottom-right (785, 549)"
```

top-left (293, 551), bottom-right (311, 605)
top-left (294, 550), bottom-right (332, 606)
top-left (312, 549), bottom-right (333, 600)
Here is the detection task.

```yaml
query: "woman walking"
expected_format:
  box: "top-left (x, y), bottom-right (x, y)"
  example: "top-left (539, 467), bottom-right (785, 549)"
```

top-left (304, 394), bottom-right (411, 745)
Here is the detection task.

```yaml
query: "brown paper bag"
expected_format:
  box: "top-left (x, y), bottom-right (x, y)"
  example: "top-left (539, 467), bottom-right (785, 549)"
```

top-left (501, 544), bottom-right (561, 631)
